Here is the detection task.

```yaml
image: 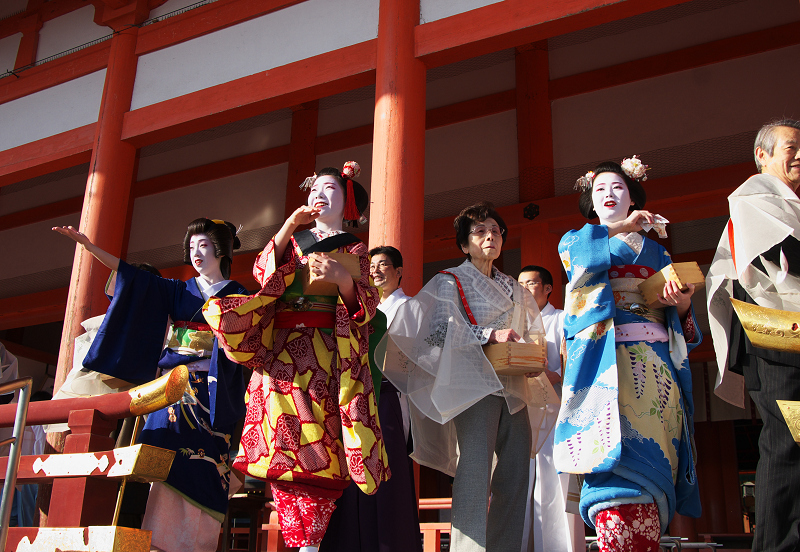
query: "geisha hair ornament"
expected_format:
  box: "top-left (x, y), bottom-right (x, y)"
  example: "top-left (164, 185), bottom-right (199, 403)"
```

top-left (341, 161), bottom-right (362, 222)
top-left (573, 155), bottom-right (651, 191)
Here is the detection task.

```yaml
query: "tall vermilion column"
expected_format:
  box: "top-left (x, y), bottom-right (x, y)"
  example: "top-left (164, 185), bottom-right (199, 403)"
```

top-left (285, 101), bottom-right (319, 220)
top-left (55, 3), bottom-right (147, 392)
top-left (369, 0), bottom-right (426, 295)
top-left (516, 42), bottom-right (554, 203)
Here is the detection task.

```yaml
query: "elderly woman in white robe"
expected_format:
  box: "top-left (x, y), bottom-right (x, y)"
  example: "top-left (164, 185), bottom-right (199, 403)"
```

top-left (378, 202), bottom-right (558, 552)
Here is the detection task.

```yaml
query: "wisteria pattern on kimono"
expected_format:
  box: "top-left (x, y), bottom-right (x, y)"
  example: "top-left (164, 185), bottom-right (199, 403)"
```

top-left (81, 260), bottom-right (249, 519)
top-left (203, 234), bottom-right (390, 496)
top-left (554, 224), bottom-right (702, 531)
top-left (377, 260), bottom-right (559, 477)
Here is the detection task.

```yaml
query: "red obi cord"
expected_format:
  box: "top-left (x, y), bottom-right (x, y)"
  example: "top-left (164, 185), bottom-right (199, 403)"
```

top-left (173, 320), bottom-right (212, 331)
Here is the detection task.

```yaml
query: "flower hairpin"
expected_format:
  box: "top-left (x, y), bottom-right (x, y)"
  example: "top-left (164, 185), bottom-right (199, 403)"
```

top-left (621, 155), bottom-right (649, 182)
top-left (342, 160), bottom-right (361, 180)
top-left (574, 170), bottom-right (595, 191)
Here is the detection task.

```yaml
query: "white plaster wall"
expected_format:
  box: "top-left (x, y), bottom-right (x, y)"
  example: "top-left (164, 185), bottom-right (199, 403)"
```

top-left (549, 0), bottom-right (800, 79)
top-left (0, 0), bottom-right (28, 20)
top-left (0, 214), bottom-right (80, 280)
top-left (0, 173), bottom-right (86, 217)
top-left (130, 0), bottom-right (380, 111)
top-left (420, 0), bottom-right (502, 23)
top-left (0, 69), bottom-right (105, 151)
top-left (127, 164), bottom-right (289, 253)
top-left (0, 33), bottom-right (22, 73)
top-left (426, 59), bottom-right (514, 110)
top-left (551, 45), bottom-right (800, 169)
top-left (137, 117), bottom-right (292, 180)
top-left (425, 110), bottom-right (518, 194)
top-left (36, 5), bottom-right (109, 62)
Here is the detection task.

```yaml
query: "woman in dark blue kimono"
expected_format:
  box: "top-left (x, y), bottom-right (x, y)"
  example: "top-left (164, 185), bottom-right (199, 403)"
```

top-left (53, 218), bottom-right (249, 552)
top-left (553, 160), bottom-right (702, 552)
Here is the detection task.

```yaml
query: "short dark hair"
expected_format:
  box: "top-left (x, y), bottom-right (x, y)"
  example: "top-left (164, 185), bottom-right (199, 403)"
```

top-left (315, 167), bottom-right (369, 220)
top-left (369, 245), bottom-right (403, 268)
top-left (578, 161), bottom-right (646, 219)
top-left (182, 218), bottom-right (241, 279)
top-left (754, 119), bottom-right (800, 171)
top-left (520, 265), bottom-right (553, 287)
top-left (453, 202), bottom-right (508, 259)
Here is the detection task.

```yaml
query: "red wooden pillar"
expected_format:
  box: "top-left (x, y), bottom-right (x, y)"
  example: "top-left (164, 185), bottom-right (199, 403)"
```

top-left (285, 101), bottom-right (319, 219)
top-left (516, 42), bottom-right (554, 202)
top-left (520, 222), bottom-right (563, 309)
top-left (369, 0), bottom-right (426, 295)
top-left (55, 2), bottom-right (149, 393)
top-left (14, 12), bottom-right (42, 70)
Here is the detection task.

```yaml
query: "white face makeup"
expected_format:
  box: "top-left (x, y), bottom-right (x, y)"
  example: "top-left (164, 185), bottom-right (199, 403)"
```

top-left (189, 233), bottom-right (222, 278)
top-left (308, 175), bottom-right (345, 224)
top-left (592, 172), bottom-right (632, 224)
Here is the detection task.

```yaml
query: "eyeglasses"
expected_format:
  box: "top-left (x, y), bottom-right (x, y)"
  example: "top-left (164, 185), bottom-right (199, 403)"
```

top-left (469, 225), bottom-right (505, 238)
top-left (519, 280), bottom-right (541, 289)
top-left (370, 260), bottom-right (394, 271)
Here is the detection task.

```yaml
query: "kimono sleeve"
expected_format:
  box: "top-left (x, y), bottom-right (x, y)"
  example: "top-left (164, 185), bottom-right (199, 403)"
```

top-left (204, 237), bottom-right (296, 368)
top-left (82, 260), bottom-right (180, 385)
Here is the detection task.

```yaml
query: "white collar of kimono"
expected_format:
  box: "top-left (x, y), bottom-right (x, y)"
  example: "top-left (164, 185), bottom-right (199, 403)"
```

top-left (195, 277), bottom-right (231, 299)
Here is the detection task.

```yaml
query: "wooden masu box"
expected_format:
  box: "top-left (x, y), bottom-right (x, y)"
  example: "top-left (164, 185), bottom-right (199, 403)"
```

top-left (638, 262), bottom-right (706, 309)
top-left (301, 252), bottom-right (360, 295)
top-left (483, 336), bottom-right (547, 376)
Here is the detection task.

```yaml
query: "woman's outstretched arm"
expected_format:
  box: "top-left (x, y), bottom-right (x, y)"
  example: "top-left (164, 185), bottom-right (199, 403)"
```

top-left (52, 226), bottom-right (120, 271)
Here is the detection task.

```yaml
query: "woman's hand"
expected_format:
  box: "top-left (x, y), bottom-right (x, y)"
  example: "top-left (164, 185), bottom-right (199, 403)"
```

top-left (52, 225), bottom-right (120, 271)
top-left (52, 225), bottom-right (93, 247)
top-left (607, 210), bottom-right (656, 237)
top-left (525, 357), bottom-right (552, 379)
top-left (658, 280), bottom-right (695, 321)
top-left (288, 205), bottom-right (321, 227)
top-left (487, 329), bottom-right (521, 344)
top-left (307, 253), bottom-right (350, 287)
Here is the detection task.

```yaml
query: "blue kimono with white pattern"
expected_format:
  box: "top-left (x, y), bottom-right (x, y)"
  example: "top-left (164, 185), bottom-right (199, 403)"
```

top-left (554, 224), bottom-right (701, 531)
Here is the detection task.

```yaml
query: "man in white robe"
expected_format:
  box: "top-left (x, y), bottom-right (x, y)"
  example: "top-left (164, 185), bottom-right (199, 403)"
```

top-left (518, 266), bottom-right (585, 552)
top-left (707, 119), bottom-right (800, 552)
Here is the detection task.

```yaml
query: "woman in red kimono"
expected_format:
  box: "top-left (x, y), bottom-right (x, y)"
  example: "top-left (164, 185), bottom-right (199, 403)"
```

top-left (204, 161), bottom-right (389, 551)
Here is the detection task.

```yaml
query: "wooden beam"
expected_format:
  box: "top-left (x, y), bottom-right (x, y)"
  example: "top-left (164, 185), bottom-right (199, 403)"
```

top-left (0, 40), bottom-right (111, 106)
top-left (0, 123), bottom-right (94, 188)
top-left (415, 0), bottom-right (694, 68)
top-left (0, 339), bottom-right (58, 365)
top-left (0, 288), bottom-right (68, 331)
top-left (0, 0), bottom-right (87, 40)
top-left (0, 196), bottom-right (83, 231)
top-left (120, 40), bottom-right (377, 148)
top-left (550, 21), bottom-right (800, 100)
top-left (134, 143), bottom-right (289, 197)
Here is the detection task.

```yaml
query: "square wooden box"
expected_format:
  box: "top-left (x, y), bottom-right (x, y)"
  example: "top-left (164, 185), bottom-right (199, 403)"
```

top-left (638, 261), bottom-right (706, 309)
top-left (483, 337), bottom-right (547, 376)
top-left (301, 252), bottom-right (361, 296)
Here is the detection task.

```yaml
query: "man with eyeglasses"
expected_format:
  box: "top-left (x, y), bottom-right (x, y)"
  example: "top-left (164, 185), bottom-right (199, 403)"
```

top-left (321, 245), bottom-right (421, 552)
top-left (517, 266), bottom-right (585, 552)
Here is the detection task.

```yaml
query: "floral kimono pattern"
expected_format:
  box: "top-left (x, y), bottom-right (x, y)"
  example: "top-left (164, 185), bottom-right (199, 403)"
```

top-left (203, 235), bottom-right (390, 496)
top-left (554, 224), bottom-right (701, 531)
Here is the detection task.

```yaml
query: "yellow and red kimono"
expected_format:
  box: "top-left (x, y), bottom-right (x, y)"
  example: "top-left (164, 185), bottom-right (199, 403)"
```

top-left (203, 231), bottom-right (389, 546)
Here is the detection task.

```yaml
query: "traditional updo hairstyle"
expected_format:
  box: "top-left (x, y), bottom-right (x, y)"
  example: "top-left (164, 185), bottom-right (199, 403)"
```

top-left (454, 201), bottom-right (508, 260)
top-left (182, 218), bottom-right (241, 279)
top-left (312, 162), bottom-right (369, 227)
top-left (578, 161), bottom-right (647, 219)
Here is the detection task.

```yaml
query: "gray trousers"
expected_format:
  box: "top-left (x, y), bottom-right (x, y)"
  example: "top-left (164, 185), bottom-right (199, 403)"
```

top-left (451, 395), bottom-right (531, 552)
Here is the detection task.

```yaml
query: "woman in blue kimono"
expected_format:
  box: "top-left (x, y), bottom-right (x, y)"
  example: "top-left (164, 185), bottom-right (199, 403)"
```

top-left (53, 218), bottom-right (249, 552)
top-left (553, 159), bottom-right (701, 552)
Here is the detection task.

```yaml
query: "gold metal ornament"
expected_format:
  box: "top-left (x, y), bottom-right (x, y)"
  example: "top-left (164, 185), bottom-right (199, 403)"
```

top-left (729, 298), bottom-right (800, 353)
top-left (128, 365), bottom-right (189, 416)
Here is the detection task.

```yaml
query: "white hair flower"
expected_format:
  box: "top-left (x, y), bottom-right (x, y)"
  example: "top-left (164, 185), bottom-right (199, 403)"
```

top-left (621, 155), bottom-right (649, 182)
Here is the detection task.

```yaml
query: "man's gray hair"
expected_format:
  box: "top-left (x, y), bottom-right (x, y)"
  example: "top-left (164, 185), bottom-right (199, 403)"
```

top-left (754, 118), bottom-right (800, 171)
